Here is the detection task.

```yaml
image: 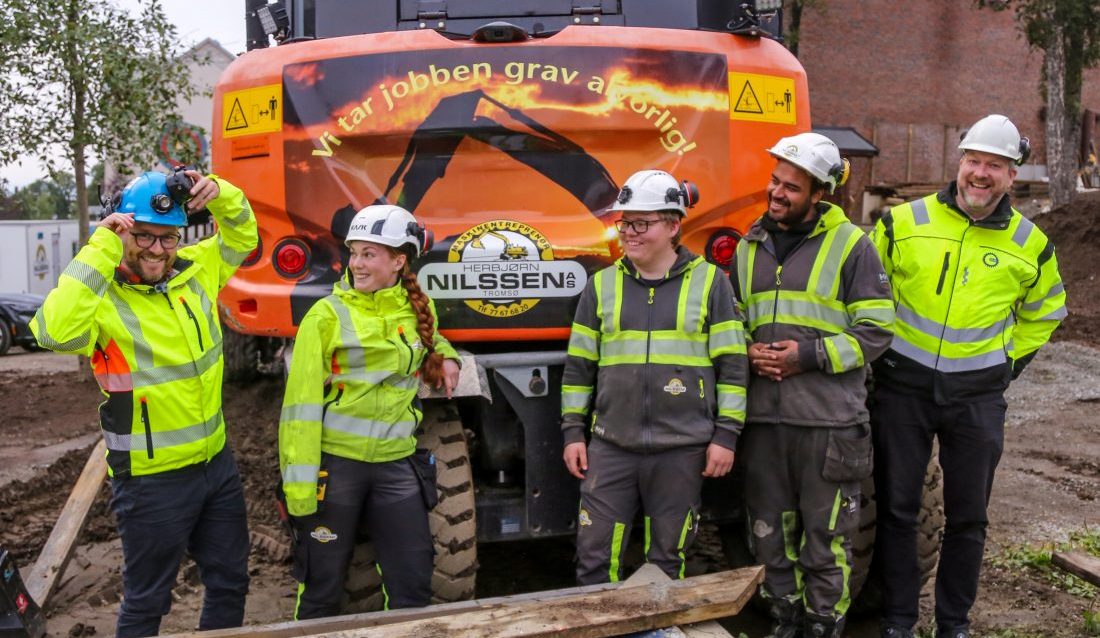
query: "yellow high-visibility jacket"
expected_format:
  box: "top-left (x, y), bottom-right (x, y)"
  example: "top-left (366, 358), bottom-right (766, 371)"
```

top-left (30, 177), bottom-right (257, 478)
top-left (279, 277), bottom-right (459, 517)
top-left (870, 185), bottom-right (1066, 398)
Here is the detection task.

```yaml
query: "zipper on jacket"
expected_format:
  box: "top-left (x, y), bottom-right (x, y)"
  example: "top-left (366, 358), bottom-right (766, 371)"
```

top-left (397, 326), bottom-right (415, 375)
top-left (698, 378), bottom-right (705, 399)
top-left (643, 286), bottom-right (655, 451)
top-left (323, 384), bottom-right (345, 415)
top-left (935, 252), bottom-right (951, 295)
top-left (179, 298), bottom-right (205, 351)
top-left (934, 226), bottom-right (969, 370)
top-left (140, 398), bottom-right (154, 459)
top-left (160, 291), bottom-right (174, 309)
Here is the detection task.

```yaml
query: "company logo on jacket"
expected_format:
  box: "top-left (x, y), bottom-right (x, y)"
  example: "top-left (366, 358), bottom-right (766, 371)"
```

top-left (310, 526), bottom-right (339, 543)
top-left (663, 378), bottom-right (687, 396)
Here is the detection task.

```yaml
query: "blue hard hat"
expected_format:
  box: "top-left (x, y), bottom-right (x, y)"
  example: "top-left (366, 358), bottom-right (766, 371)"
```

top-left (117, 172), bottom-right (186, 227)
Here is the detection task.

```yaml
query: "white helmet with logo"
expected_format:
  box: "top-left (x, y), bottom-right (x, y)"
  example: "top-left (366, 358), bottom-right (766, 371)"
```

top-left (766, 132), bottom-right (849, 193)
top-left (958, 114), bottom-right (1030, 165)
top-left (345, 204), bottom-right (430, 258)
top-left (610, 169), bottom-right (699, 216)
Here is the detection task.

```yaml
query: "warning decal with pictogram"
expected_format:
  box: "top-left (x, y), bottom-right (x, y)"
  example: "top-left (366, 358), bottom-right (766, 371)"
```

top-left (222, 83), bottom-right (283, 138)
top-left (727, 72), bottom-right (797, 125)
top-left (226, 99), bottom-right (248, 130)
top-left (734, 81), bottom-right (763, 114)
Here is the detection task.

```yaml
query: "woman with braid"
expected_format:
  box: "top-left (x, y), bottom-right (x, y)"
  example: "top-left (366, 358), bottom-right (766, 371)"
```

top-left (279, 205), bottom-right (460, 619)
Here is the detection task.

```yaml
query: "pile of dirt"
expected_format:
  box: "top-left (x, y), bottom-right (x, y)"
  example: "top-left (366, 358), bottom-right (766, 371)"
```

top-left (1037, 189), bottom-right (1100, 344)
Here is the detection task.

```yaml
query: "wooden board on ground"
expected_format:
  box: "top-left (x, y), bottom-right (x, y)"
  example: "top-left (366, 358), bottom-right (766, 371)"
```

top-left (1052, 551), bottom-right (1100, 588)
top-left (162, 566), bottom-right (763, 638)
top-left (25, 438), bottom-right (107, 608)
top-left (622, 564), bottom-right (736, 638)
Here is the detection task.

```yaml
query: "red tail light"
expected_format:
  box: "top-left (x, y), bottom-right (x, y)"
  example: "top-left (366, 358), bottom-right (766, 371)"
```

top-left (705, 229), bottom-right (741, 269)
top-left (274, 240), bottom-right (309, 277)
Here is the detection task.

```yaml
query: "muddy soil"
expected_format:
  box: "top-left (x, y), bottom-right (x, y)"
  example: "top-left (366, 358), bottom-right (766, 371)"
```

top-left (1, 193), bottom-right (1097, 637)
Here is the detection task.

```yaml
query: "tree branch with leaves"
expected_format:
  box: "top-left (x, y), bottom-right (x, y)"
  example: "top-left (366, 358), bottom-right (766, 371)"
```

top-left (0, 0), bottom-right (196, 247)
top-left (977, 0), bottom-right (1100, 208)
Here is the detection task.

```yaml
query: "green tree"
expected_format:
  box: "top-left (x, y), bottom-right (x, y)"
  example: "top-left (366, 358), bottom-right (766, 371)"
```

top-left (0, 179), bottom-right (20, 220)
top-left (977, 0), bottom-right (1100, 208)
top-left (0, 0), bottom-right (196, 247)
top-left (14, 172), bottom-right (76, 220)
top-left (785, 0), bottom-right (827, 59)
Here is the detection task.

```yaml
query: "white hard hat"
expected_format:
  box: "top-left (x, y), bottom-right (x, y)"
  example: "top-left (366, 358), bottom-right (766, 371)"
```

top-left (610, 169), bottom-right (699, 216)
top-left (766, 132), bottom-right (849, 194)
top-left (345, 204), bottom-right (430, 258)
top-left (958, 114), bottom-right (1029, 165)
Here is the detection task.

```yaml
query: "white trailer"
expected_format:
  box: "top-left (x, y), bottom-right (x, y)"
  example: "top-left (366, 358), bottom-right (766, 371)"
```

top-left (0, 220), bottom-right (81, 295)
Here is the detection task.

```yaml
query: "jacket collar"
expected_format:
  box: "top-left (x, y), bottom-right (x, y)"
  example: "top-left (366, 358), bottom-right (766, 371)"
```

top-left (617, 245), bottom-right (700, 281)
top-left (743, 201), bottom-right (848, 243)
top-left (937, 181), bottom-right (1015, 230)
top-left (113, 256), bottom-right (196, 293)
top-left (333, 272), bottom-right (409, 312)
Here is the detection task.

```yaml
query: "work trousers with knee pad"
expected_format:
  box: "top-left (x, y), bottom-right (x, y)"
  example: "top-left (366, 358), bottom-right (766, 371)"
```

top-left (743, 423), bottom-right (868, 622)
top-left (575, 439), bottom-right (705, 585)
top-left (110, 447), bottom-right (250, 638)
top-left (291, 453), bottom-right (433, 619)
top-left (871, 386), bottom-right (1006, 634)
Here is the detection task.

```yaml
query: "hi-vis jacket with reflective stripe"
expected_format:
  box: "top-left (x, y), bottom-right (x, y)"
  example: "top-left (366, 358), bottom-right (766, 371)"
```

top-left (561, 247), bottom-right (748, 453)
top-left (734, 203), bottom-right (894, 427)
top-left (869, 184), bottom-right (1066, 399)
top-left (30, 178), bottom-right (257, 478)
top-left (279, 277), bottom-right (459, 517)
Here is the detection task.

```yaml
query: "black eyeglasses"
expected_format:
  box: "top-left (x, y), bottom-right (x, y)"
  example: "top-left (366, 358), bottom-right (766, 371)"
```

top-left (131, 232), bottom-right (181, 249)
top-left (614, 218), bottom-right (664, 234)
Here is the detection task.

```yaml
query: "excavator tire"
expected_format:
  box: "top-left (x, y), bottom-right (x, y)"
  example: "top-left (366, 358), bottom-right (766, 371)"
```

top-left (342, 402), bottom-right (477, 612)
top-left (221, 326), bottom-right (258, 383)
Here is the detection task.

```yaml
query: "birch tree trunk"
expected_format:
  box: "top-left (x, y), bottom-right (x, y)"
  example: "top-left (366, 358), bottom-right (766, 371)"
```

top-left (1044, 22), bottom-right (1076, 209)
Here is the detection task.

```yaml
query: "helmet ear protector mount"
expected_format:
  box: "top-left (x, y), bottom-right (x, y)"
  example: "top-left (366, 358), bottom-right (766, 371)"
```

top-left (1016, 137), bottom-right (1031, 166)
top-left (665, 181), bottom-right (700, 210)
top-left (827, 158), bottom-right (851, 190)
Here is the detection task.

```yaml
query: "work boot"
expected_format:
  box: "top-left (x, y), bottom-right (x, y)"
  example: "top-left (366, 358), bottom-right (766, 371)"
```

top-left (936, 627), bottom-right (970, 638)
top-left (804, 612), bottom-right (844, 638)
top-left (764, 596), bottom-right (804, 638)
top-left (881, 625), bottom-right (915, 638)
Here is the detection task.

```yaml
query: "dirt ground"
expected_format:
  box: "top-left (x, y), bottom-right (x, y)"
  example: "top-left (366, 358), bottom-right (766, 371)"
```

top-left (0, 193), bottom-right (1097, 637)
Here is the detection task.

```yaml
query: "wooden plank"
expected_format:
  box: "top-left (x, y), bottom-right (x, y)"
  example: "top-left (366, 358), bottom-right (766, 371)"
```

top-left (162, 580), bottom-right (627, 638)
top-left (307, 567), bottom-right (762, 638)
top-left (25, 438), bottom-right (107, 607)
top-left (162, 567), bottom-right (762, 638)
top-left (1052, 551), bottom-right (1100, 588)
top-left (622, 564), bottom-right (736, 638)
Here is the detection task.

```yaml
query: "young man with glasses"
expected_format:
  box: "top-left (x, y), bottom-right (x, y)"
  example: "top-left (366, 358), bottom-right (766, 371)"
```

top-left (561, 169), bottom-right (748, 585)
top-left (31, 170), bottom-right (257, 637)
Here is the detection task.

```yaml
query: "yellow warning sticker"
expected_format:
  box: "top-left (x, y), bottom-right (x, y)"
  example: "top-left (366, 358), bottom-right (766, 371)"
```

top-left (728, 72), bottom-right (796, 125)
top-left (222, 84), bottom-right (282, 138)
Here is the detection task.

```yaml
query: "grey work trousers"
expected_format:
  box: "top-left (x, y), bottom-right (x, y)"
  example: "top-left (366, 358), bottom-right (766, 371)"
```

top-left (743, 423), bottom-right (868, 621)
top-left (575, 438), bottom-right (705, 585)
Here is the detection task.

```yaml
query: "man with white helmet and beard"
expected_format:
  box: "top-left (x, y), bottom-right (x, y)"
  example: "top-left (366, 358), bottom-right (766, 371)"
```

top-left (561, 170), bottom-right (749, 585)
top-left (732, 133), bottom-right (894, 637)
top-left (870, 114), bottom-right (1066, 638)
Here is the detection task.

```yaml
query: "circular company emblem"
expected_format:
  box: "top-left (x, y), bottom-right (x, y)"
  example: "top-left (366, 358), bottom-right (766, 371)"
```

top-left (419, 220), bottom-right (587, 319)
top-left (983, 252), bottom-right (1000, 268)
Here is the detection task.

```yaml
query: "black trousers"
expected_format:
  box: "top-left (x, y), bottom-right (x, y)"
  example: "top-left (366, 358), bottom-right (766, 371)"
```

top-left (110, 448), bottom-right (250, 638)
top-left (291, 453), bottom-right (433, 619)
top-left (871, 385), bottom-right (1006, 632)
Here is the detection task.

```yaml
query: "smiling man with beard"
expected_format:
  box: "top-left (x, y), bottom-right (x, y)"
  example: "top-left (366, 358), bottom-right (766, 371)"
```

top-left (731, 133), bottom-right (894, 638)
top-left (869, 115), bottom-right (1067, 638)
top-left (31, 170), bottom-right (257, 637)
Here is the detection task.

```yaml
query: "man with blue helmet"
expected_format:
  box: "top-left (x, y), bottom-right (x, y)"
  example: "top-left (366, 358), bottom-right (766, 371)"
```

top-left (31, 169), bottom-right (257, 637)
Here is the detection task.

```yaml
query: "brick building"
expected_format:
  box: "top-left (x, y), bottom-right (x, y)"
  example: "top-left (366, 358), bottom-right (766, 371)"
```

top-left (796, 0), bottom-right (1100, 214)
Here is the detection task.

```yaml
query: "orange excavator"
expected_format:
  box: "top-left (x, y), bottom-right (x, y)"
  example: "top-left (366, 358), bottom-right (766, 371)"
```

top-left (212, 0), bottom-right (806, 610)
